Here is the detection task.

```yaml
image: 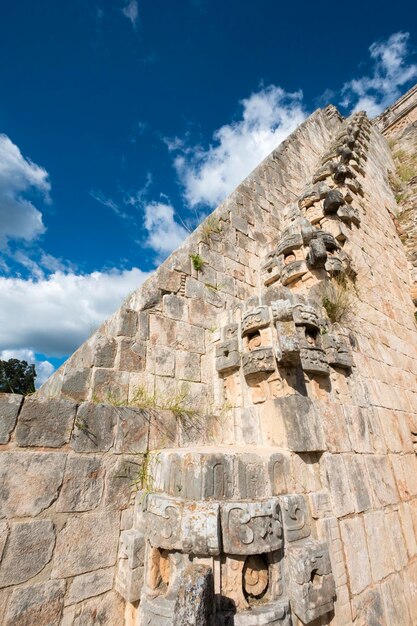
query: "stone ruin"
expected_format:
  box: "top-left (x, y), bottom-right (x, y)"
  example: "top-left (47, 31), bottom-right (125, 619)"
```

top-left (1, 86), bottom-right (417, 625)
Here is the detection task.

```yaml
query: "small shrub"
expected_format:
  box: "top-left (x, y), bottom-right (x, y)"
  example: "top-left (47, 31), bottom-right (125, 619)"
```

top-left (321, 275), bottom-right (356, 324)
top-left (190, 253), bottom-right (205, 271)
top-left (201, 215), bottom-right (222, 244)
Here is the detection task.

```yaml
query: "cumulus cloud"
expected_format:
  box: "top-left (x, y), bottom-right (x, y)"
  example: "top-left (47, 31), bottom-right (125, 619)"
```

top-left (0, 134), bottom-right (50, 248)
top-left (0, 267), bottom-right (149, 357)
top-left (143, 202), bottom-right (188, 259)
top-left (170, 85), bottom-right (307, 208)
top-left (0, 348), bottom-right (55, 388)
top-left (122, 0), bottom-right (139, 28)
top-left (341, 32), bottom-right (417, 116)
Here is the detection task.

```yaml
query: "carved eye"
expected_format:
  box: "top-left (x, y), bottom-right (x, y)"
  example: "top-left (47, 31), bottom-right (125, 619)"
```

top-left (284, 252), bottom-right (296, 265)
top-left (243, 555), bottom-right (269, 601)
top-left (247, 332), bottom-right (262, 351)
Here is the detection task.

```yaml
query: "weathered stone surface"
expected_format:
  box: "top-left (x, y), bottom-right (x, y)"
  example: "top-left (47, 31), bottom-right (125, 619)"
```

top-left (340, 517), bottom-right (371, 595)
top-left (288, 540), bottom-right (335, 623)
top-left (15, 397), bottom-right (76, 447)
top-left (0, 452), bottom-right (66, 518)
top-left (351, 586), bottom-right (386, 626)
top-left (5, 580), bottom-right (65, 626)
top-left (71, 402), bottom-right (117, 452)
top-left (70, 591), bottom-right (124, 626)
top-left (52, 512), bottom-right (119, 578)
top-left (103, 456), bottom-right (136, 510)
top-left (173, 564), bottom-right (214, 626)
top-left (0, 520), bottom-right (55, 587)
top-left (220, 499), bottom-right (282, 555)
top-left (56, 455), bottom-right (104, 512)
top-left (114, 406), bottom-right (149, 452)
top-left (61, 369), bottom-right (92, 402)
top-left (266, 395), bottom-right (325, 452)
top-left (64, 568), bottom-right (114, 606)
top-left (0, 521), bottom-right (8, 560)
top-left (280, 494), bottom-right (311, 542)
top-left (0, 393), bottom-right (22, 443)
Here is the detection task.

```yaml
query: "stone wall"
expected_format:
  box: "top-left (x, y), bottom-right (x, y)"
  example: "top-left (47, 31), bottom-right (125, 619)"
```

top-left (2, 93), bottom-right (417, 625)
top-left (0, 393), bottom-right (182, 625)
top-left (38, 106), bottom-right (343, 409)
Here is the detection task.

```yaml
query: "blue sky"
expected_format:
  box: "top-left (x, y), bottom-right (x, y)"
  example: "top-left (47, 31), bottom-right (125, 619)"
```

top-left (0, 1), bottom-right (416, 385)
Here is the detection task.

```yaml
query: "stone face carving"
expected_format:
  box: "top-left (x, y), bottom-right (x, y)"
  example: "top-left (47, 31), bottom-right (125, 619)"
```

top-left (221, 499), bottom-right (283, 555)
top-left (280, 494), bottom-right (311, 542)
top-left (241, 306), bottom-right (270, 336)
top-left (287, 540), bottom-right (336, 623)
top-left (146, 494), bottom-right (220, 555)
top-left (242, 348), bottom-right (276, 377)
top-left (322, 332), bottom-right (353, 370)
top-left (216, 339), bottom-right (240, 373)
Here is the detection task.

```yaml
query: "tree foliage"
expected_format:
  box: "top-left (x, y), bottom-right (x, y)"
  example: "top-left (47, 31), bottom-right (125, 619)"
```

top-left (0, 359), bottom-right (36, 395)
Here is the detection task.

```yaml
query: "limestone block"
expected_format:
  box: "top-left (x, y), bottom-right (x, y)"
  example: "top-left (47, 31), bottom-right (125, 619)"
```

top-left (173, 564), bottom-right (214, 626)
top-left (381, 573), bottom-right (412, 625)
top-left (71, 402), bottom-right (117, 452)
top-left (116, 307), bottom-right (137, 336)
top-left (0, 451), bottom-right (66, 518)
top-left (399, 502), bottom-right (417, 557)
top-left (115, 560), bottom-right (144, 603)
top-left (52, 511), bottom-right (120, 578)
top-left (287, 540), bottom-right (335, 623)
top-left (71, 590), bottom-right (125, 626)
top-left (237, 454), bottom-right (267, 499)
top-left (93, 336), bottom-right (117, 368)
top-left (340, 517), bottom-right (371, 595)
top-left (385, 509), bottom-right (408, 571)
top-left (316, 517), bottom-right (348, 589)
top-left (176, 351), bottom-right (201, 382)
top-left (0, 520), bottom-right (55, 587)
top-left (344, 454), bottom-right (372, 513)
top-left (365, 455), bottom-right (398, 506)
top-left (56, 455), bottom-right (104, 512)
top-left (280, 494), bottom-right (311, 542)
top-left (220, 498), bottom-right (282, 555)
top-left (405, 560), bottom-right (417, 624)
top-left (268, 452), bottom-right (292, 495)
top-left (351, 586), bottom-right (386, 626)
top-left (0, 393), bottom-right (22, 443)
top-left (263, 396), bottom-right (325, 452)
top-left (322, 333), bottom-right (353, 370)
top-left (65, 568), bottom-right (114, 606)
top-left (176, 321), bottom-right (206, 354)
top-left (103, 456), bottom-right (136, 511)
top-left (147, 494), bottom-right (220, 555)
top-left (241, 306), bottom-right (270, 336)
top-left (364, 510), bottom-right (394, 581)
top-left (114, 406), bottom-right (149, 453)
top-left (163, 294), bottom-right (188, 322)
top-left (300, 346), bottom-right (329, 376)
top-left (15, 397), bottom-right (76, 447)
top-left (189, 299), bottom-right (219, 329)
top-left (323, 455), bottom-right (355, 518)
top-left (215, 339), bottom-right (240, 373)
top-left (242, 347), bottom-right (275, 377)
top-left (232, 600), bottom-right (292, 625)
top-left (344, 405), bottom-right (373, 453)
top-left (118, 339), bottom-right (146, 372)
top-left (118, 528), bottom-right (146, 569)
top-left (90, 368), bottom-right (129, 404)
top-left (275, 320), bottom-right (300, 365)
top-left (61, 369), bottom-right (92, 402)
top-left (281, 259), bottom-right (308, 285)
top-left (5, 580), bottom-right (65, 626)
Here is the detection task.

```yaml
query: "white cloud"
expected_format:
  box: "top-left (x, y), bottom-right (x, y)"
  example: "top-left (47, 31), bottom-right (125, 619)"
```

top-left (0, 267), bottom-right (149, 357)
top-left (143, 202), bottom-right (188, 259)
top-left (341, 32), bottom-right (417, 116)
top-left (122, 0), bottom-right (139, 28)
top-left (0, 349), bottom-right (55, 388)
top-left (0, 134), bottom-right (50, 248)
top-left (170, 85), bottom-right (307, 208)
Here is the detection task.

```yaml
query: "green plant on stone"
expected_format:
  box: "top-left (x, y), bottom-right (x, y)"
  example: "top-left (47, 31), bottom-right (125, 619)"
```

top-left (200, 215), bottom-right (222, 244)
top-left (190, 253), bottom-right (205, 271)
top-left (321, 273), bottom-right (356, 324)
